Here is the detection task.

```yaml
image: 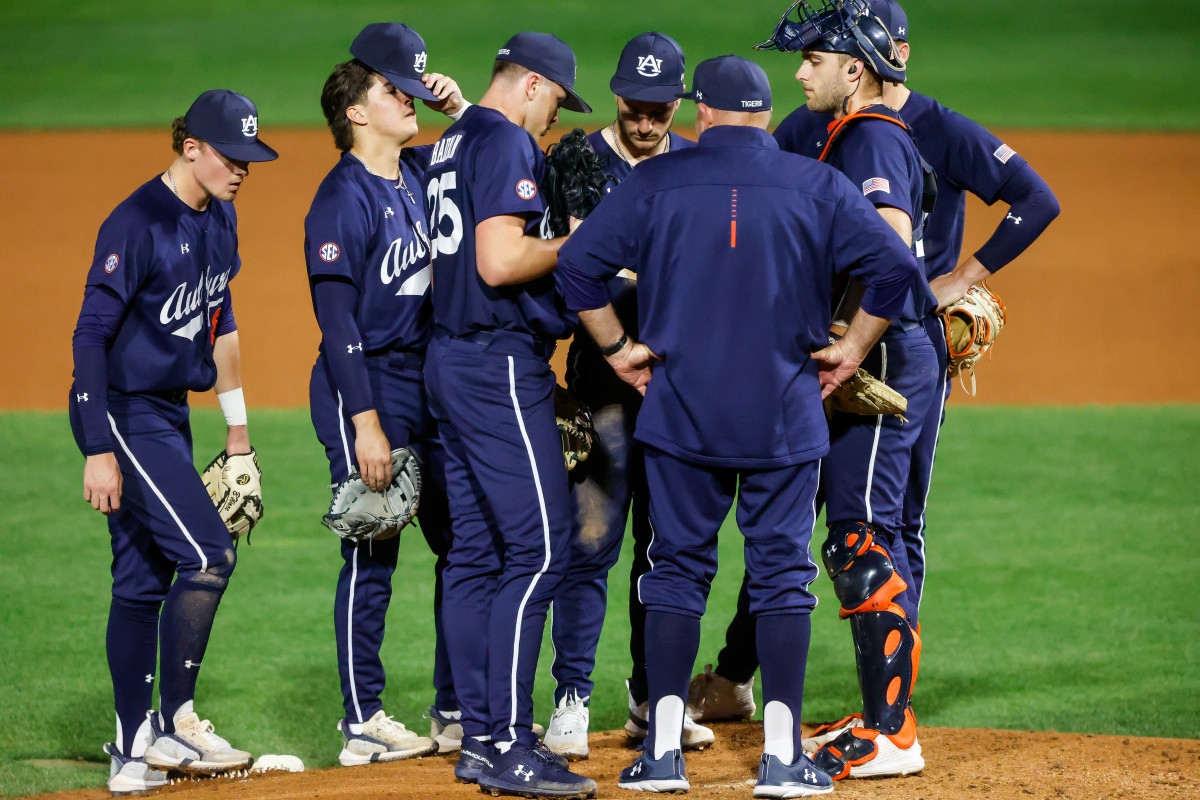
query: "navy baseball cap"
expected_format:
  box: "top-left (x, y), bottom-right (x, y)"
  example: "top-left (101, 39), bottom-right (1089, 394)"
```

top-left (870, 0), bottom-right (909, 42)
top-left (610, 32), bottom-right (687, 103)
top-left (184, 90), bottom-right (278, 162)
top-left (679, 55), bottom-right (772, 112)
top-left (496, 32), bottom-right (592, 113)
top-left (350, 23), bottom-right (438, 101)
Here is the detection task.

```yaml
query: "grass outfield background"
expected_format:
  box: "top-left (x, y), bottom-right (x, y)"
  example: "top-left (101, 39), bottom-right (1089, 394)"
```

top-left (1, 0), bottom-right (1198, 131)
top-left (1, 407), bottom-right (1198, 797)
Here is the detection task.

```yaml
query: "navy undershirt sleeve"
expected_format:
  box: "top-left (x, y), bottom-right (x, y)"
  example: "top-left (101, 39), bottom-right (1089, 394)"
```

top-left (71, 285), bottom-right (126, 455)
top-left (973, 163), bottom-right (1061, 273)
top-left (312, 277), bottom-right (374, 417)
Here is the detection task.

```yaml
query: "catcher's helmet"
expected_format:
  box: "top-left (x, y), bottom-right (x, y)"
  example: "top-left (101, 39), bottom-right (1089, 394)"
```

top-left (755, 0), bottom-right (906, 84)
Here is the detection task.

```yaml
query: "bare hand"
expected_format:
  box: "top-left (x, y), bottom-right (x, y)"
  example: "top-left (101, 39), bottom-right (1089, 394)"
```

top-left (225, 424), bottom-right (251, 456)
top-left (608, 341), bottom-right (659, 396)
top-left (568, 215), bottom-right (583, 233)
top-left (812, 339), bottom-right (867, 399)
top-left (84, 452), bottom-right (123, 514)
top-left (929, 272), bottom-right (970, 312)
top-left (352, 411), bottom-right (393, 492)
top-left (422, 73), bottom-right (465, 116)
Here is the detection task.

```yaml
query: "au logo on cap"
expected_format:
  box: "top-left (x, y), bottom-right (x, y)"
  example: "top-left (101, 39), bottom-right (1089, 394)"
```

top-left (241, 115), bottom-right (258, 137)
top-left (414, 51), bottom-right (427, 72)
top-left (636, 54), bottom-right (662, 77)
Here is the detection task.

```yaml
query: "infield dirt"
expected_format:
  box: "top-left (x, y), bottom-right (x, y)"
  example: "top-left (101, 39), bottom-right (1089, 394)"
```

top-left (23, 722), bottom-right (1200, 800)
top-left (2, 128), bottom-right (1199, 409)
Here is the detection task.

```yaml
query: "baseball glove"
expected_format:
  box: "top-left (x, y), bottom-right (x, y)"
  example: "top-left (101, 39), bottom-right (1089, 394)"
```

top-left (555, 385), bottom-right (596, 472)
top-left (826, 368), bottom-right (909, 422)
top-left (322, 448), bottom-right (422, 543)
top-left (201, 449), bottom-right (264, 541)
top-left (542, 129), bottom-right (619, 237)
top-left (943, 282), bottom-right (1007, 396)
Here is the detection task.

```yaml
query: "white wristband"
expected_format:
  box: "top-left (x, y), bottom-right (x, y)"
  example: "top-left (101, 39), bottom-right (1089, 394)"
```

top-left (449, 101), bottom-right (472, 122)
top-left (217, 387), bottom-right (248, 427)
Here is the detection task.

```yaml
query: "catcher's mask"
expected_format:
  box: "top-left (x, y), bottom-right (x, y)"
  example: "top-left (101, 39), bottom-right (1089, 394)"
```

top-left (756, 0), bottom-right (906, 84)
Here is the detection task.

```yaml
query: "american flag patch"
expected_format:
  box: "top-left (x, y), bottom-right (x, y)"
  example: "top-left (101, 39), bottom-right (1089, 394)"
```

top-left (994, 144), bottom-right (1017, 163)
top-left (863, 177), bottom-right (891, 196)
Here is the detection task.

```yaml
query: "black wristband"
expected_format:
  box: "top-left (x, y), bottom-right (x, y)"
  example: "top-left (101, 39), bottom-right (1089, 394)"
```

top-left (599, 333), bottom-right (629, 357)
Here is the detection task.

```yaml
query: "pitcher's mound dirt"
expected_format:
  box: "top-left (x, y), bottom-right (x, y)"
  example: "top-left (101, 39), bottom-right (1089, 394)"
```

top-left (26, 723), bottom-right (1199, 800)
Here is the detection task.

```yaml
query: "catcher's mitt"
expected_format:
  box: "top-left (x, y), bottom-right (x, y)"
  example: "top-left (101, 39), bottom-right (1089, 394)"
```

top-left (555, 385), bottom-right (596, 472)
top-left (202, 449), bottom-right (264, 541)
top-left (943, 282), bottom-right (1007, 396)
top-left (322, 448), bottom-right (421, 543)
top-left (826, 368), bottom-right (909, 422)
top-left (542, 129), bottom-right (619, 237)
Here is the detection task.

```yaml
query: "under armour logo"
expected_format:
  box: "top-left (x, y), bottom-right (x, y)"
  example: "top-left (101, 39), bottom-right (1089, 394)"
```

top-left (514, 765), bottom-right (534, 781)
top-left (241, 115), bottom-right (258, 137)
top-left (144, 674), bottom-right (154, 684)
top-left (76, 393), bottom-right (88, 402)
top-left (184, 660), bottom-right (201, 669)
top-left (695, 89), bottom-right (704, 100)
top-left (347, 343), bottom-right (363, 354)
top-left (804, 768), bottom-right (817, 782)
top-left (898, 27), bottom-right (906, 36)
top-left (414, 52), bottom-right (427, 72)
top-left (180, 243), bottom-right (190, 254)
top-left (631, 762), bottom-right (643, 776)
top-left (1006, 213), bottom-right (1023, 225)
top-left (385, 207), bottom-right (395, 218)
top-left (636, 54), bottom-right (663, 77)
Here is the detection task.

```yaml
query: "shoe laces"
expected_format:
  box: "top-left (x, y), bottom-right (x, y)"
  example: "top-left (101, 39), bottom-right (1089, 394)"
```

top-left (371, 713), bottom-right (412, 739)
top-left (553, 697), bottom-right (588, 730)
top-left (531, 740), bottom-right (568, 772)
top-left (177, 714), bottom-right (222, 747)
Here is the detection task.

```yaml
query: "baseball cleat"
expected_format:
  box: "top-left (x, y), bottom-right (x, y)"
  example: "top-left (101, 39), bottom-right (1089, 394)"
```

top-left (429, 706), bottom-right (464, 753)
top-left (811, 709), bottom-right (923, 780)
top-left (478, 734), bottom-right (597, 798)
top-left (143, 707), bottom-right (253, 774)
top-left (104, 742), bottom-right (168, 796)
top-left (337, 709), bottom-right (437, 766)
top-left (545, 690), bottom-right (590, 760)
top-left (624, 681), bottom-right (714, 751)
top-left (455, 736), bottom-right (494, 784)
top-left (753, 753), bottom-right (834, 797)
top-left (618, 748), bottom-right (689, 794)
top-left (801, 713), bottom-right (863, 754)
top-left (686, 664), bottom-right (756, 722)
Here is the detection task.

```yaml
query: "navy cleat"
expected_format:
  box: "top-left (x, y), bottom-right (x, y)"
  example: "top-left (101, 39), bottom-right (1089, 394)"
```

top-left (753, 753), bottom-right (834, 798)
top-left (478, 733), bottom-right (597, 798)
top-left (455, 736), bottom-right (493, 784)
top-left (617, 748), bottom-right (689, 794)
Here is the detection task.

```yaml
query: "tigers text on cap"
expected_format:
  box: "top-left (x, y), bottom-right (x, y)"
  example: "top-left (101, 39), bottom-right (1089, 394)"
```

top-left (870, 0), bottom-right (909, 42)
top-left (495, 32), bottom-right (592, 113)
top-left (185, 90), bottom-right (278, 162)
top-left (678, 55), bottom-right (772, 112)
top-left (610, 32), bottom-right (686, 103)
top-left (350, 22), bottom-right (438, 102)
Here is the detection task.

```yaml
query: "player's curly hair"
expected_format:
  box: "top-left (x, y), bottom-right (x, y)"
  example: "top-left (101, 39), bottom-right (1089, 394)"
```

top-left (171, 116), bottom-right (202, 154)
top-left (322, 59), bottom-right (376, 153)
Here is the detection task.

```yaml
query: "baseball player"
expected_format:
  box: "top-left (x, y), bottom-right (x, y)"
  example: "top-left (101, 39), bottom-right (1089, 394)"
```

top-left (422, 32), bottom-right (597, 798)
top-left (304, 23), bottom-right (469, 765)
top-left (69, 90), bottom-right (276, 794)
top-left (544, 31), bottom-right (713, 761)
top-left (692, 0), bottom-right (1061, 770)
top-left (558, 54), bottom-right (925, 797)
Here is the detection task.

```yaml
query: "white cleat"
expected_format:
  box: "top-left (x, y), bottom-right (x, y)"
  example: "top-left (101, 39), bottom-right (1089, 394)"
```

top-left (104, 742), bottom-right (168, 796)
top-left (428, 706), bottom-right (464, 754)
top-left (544, 689), bottom-right (590, 760)
top-left (687, 664), bottom-right (756, 722)
top-left (801, 714), bottom-right (863, 754)
top-left (143, 707), bottom-right (253, 775)
top-left (624, 681), bottom-right (715, 751)
top-left (338, 709), bottom-right (437, 766)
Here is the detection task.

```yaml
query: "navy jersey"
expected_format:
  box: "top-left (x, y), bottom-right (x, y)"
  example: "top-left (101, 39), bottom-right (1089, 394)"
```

top-left (583, 129), bottom-right (696, 334)
top-left (304, 152), bottom-right (433, 353)
top-left (557, 125), bottom-right (922, 469)
top-left (81, 176), bottom-right (239, 394)
top-left (773, 93), bottom-right (1029, 279)
top-left (425, 105), bottom-right (573, 341)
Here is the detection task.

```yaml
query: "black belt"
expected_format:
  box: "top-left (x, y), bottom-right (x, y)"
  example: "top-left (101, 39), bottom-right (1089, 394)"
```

top-left (363, 348), bottom-right (425, 370)
top-left (453, 330), bottom-right (557, 361)
top-left (143, 388), bottom-right (189, 405)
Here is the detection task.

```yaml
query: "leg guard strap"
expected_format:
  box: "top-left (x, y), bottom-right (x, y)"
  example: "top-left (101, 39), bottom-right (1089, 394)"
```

top-left (822, 522), bottom-right (908, 619)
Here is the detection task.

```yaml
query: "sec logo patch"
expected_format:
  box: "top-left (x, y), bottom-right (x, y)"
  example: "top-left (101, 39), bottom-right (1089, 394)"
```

top-left (319, 242), bottom-right (340, 262)
top-left (104, 254), bottom-right (119, 273)
top-left (515, 179), bottom-right (538, 200)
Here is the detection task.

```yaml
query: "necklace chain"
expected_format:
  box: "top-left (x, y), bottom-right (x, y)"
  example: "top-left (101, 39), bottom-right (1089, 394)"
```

top-left (610, 122), bottom-right (670, 165)
top-left (166, 167), bottom-right (179, 196)
top-left (360, 156), bottom-right (415, 204)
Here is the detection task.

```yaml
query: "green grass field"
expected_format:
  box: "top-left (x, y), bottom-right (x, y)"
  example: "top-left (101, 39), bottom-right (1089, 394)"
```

top-left (1, 0), bottom-right (1198, 131)
top-left (1, 406), bottom-right (1197, 797)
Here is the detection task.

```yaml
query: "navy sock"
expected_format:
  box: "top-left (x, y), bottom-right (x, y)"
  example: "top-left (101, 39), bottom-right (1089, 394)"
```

top-left (644, 610), bottom-right (701, 757)
top-left (757, 612), bottom-right (812, 759)
top-left (107, 597), bottom-right (161, 754)
top-left (158, 576), bottom-right (224, 729)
